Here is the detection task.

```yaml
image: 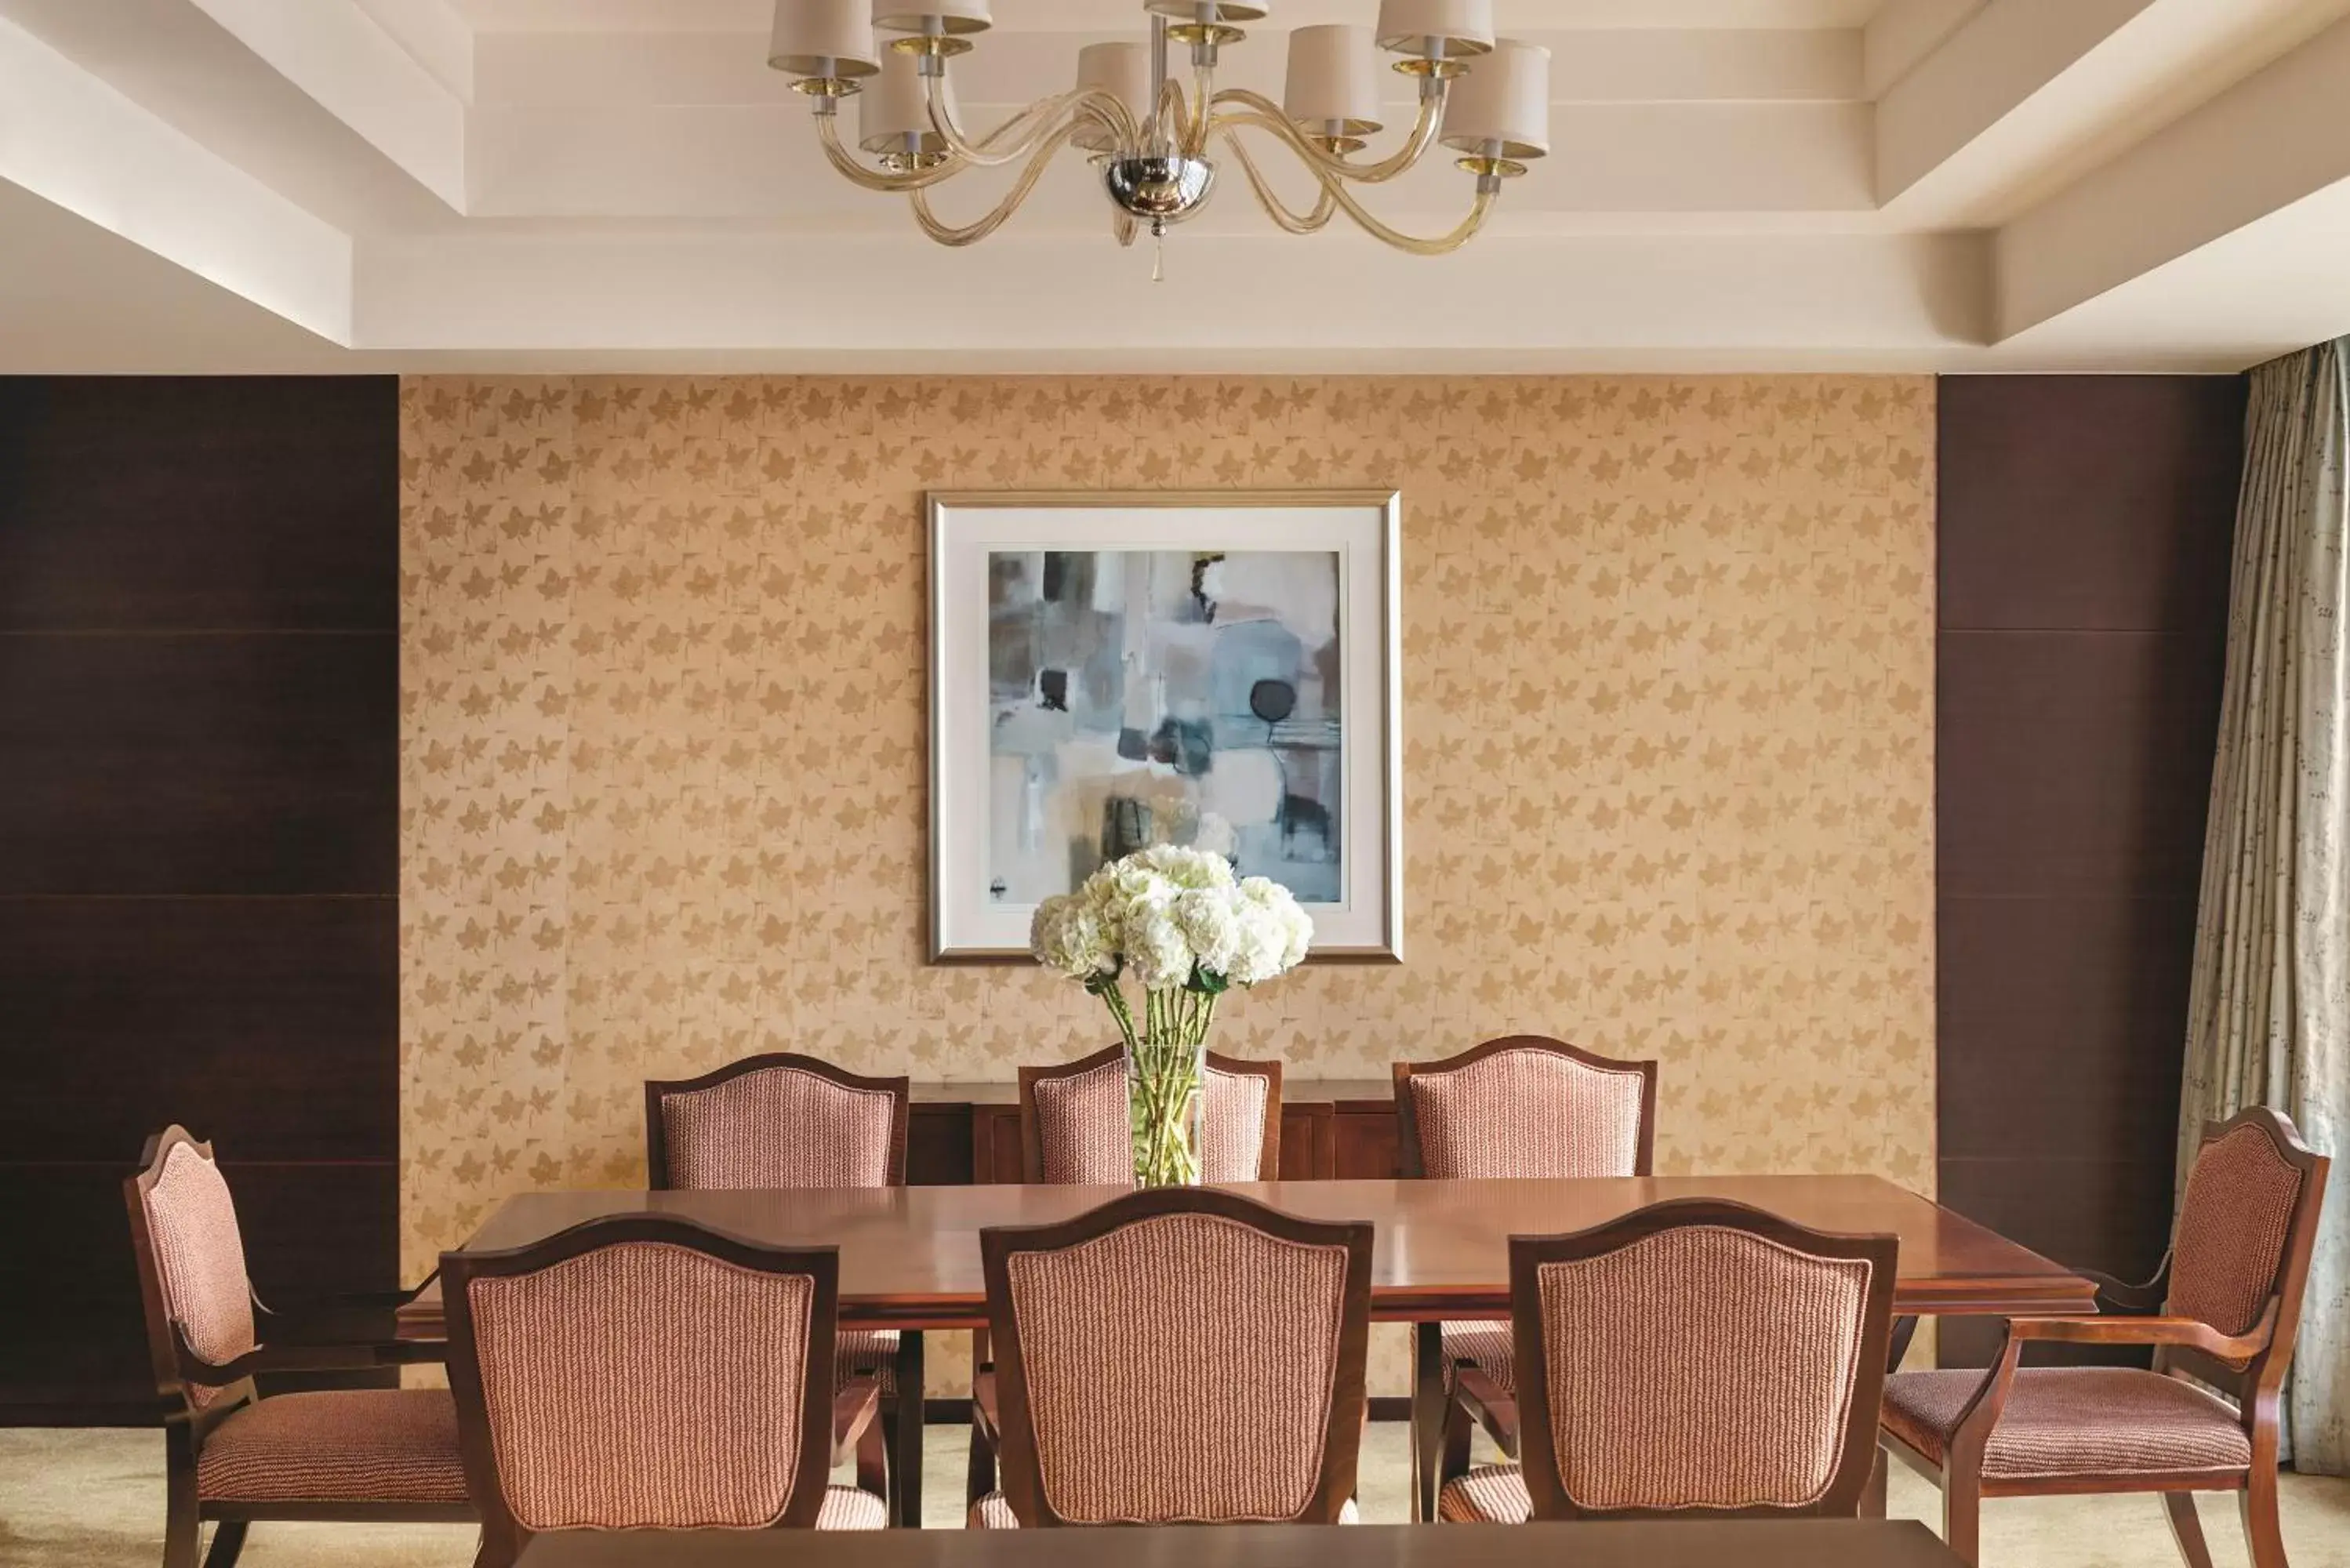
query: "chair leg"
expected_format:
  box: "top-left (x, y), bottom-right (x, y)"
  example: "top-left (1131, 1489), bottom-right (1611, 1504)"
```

top-left (1439, 1392), bottom-right (1473, 1489)
top-left (2163, 1493), bottom-right (2216, 1568)
top-left (889, 1331), bottom-right (924, 1528)
top-left (1942, 1472), bottom-right (1982, 1567)
top-left (1410, 1323), bottom-right (1445, 1523)
top-left (1861, 1446), bottom-right (1888, 1519)
top-left (162, 1429), bottom-right (199, 1568)
top-left (964, 1410), bottom-right (996, 1508)
top-left (199, 1522), bottom-right (247, 1568)
top-left (2241, 1469), bottom-right (2290, 1568)
top-left (862, 1410), bottom-right (890, 1500)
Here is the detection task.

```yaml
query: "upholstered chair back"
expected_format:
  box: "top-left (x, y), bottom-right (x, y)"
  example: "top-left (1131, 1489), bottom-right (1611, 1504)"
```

top-left (1023, 1048), bottom-right (1280, 1184)
top-left (445, 1220), bottom-right (841, 1537)
top-left (1397, 1036), bottom-right (1656, 1180)
top-left (646, 1054), bottom-right (908, 1190)
top-left (1512, 1200), bottom-right (1897, 1519)
top-left (983, 1189), bottom-right (1371, 1525)
top-left (2167, 1118), bottom-right (2315, 1344)
top-left (131, 1133), bottom-right (257, 1409)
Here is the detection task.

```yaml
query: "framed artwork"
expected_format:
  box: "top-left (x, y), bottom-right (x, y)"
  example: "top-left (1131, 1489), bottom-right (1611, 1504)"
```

top-left (928, 489), bottom-right (1402, 963)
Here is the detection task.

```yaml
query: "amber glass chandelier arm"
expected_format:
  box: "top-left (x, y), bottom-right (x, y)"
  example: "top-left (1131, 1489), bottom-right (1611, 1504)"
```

top-left (1208, 86), bottom-right (1443, 183)
top-left (1219, 111), bottom-right (1497, 254)
top-left (924, 79), bottom-right (1134, 167)
top-left (1222, 132), bottom-right (1337, 234)
top-left (815, 111), bottom-right (966, 191)
top-left (909, 121), bottom-right (1083, 246)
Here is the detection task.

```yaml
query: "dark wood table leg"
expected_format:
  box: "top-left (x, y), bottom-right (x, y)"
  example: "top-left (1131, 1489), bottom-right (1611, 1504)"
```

top-left (890, 1331), bottom-right (924, 1528)
top-left (1411, 1321), bottom-right (1444, 1523)
top-left (1887, 1315), bottom-right (1919, 1372)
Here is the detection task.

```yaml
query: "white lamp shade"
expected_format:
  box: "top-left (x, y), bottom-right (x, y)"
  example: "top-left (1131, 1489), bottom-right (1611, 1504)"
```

top-left (1073, 42), bottom-right (1149, 153)
top-left (1440, 37), bottom-right (1548, 158)
top-left (859, 48), bottom-right (953, 152)
top-left (1144, 0), bottom-right (1270, 23)
top-left (1284, 24), bottom-right (1382, 136)
top-left (872, 0), bottom-right (991, 34)
top-left (1375, 0), bottom-right (1492, 58)
top-left (768, 0), bottom-right (880, 76)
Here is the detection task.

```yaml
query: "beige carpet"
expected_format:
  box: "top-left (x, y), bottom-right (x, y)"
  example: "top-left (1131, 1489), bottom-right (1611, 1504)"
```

top-left (6, 1423), bottom-right (2348, 1567)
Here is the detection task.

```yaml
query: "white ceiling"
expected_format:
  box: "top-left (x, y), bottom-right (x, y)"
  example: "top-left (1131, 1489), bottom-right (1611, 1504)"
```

top-left (5, 0), bottom-right (2350, 371)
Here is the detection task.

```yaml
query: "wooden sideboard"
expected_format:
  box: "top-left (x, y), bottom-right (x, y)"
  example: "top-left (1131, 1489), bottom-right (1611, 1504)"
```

top-left (904, 1080), bottom-right (1401, 1185)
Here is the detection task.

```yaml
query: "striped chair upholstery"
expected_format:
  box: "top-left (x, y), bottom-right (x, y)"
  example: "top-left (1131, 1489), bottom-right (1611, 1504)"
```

top-left (1400, 1040), bottom-right (1654, 1400)
top-left (447, 1222), bottom-right (881, 1566)
top-left (138, 1140), bottom-right (259, 1410)
top-left (648, 1057), bottom-right (908, 1401)
top-left (2169, 1120), bottom-right (2309, 1343)
top-left (971, 1191), bottom-right (1371, 1527)
top-left (1030, 1053), bottom-right (1275, 1185)
top-left (1440, 1201), bottom-right (1894, 1523)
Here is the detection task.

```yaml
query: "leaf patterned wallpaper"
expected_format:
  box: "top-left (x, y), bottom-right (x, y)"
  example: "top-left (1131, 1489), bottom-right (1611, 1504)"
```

top-left (399, 376), bottom-right (1938, 1287)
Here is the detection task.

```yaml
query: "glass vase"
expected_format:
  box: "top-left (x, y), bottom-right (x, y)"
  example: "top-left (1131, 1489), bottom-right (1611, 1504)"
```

top-left (1124, 1033), bottom-right (1206, 1188)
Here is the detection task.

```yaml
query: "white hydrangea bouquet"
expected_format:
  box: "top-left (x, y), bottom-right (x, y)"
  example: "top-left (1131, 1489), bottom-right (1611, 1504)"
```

top-left (1030, 844), bottom-right (1312, 1186)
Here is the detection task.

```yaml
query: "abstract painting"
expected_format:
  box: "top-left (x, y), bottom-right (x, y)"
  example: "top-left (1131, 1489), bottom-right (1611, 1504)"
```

top-left (930, 492), bottom-right (1400, 960)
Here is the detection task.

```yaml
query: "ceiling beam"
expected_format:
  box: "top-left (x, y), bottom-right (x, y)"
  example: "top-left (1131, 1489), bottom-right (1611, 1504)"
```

top-left (1996, 10), bottom-right (2350, 342)
top-left (0, 14), bottom-right (354, 340)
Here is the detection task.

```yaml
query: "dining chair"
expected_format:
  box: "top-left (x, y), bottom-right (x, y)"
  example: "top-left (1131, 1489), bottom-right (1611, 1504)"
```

top-left (1436, 1196), bottom-right (1898, 1525)
top-left (1393, 1034), bottom-right (1659, 1519)
top-left (441, 1212), bottom-right (885, 1568)
top-left (1878, 1106), bottom-right (2330, 1568)
top-left (124, 1126), bottom-right (471, 1568)
top-left (1017, 1043), bottom-right (1285, 1184)
top-left (644, 1052), bottom-right (917, 1523)
top-left (968, 1185), bottom-right (1372, 1527)
top-left (964, 1044), bottom-right (1285, 1504)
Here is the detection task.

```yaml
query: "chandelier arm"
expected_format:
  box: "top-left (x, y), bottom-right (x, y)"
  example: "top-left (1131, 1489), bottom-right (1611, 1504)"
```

top-left (1208, 87), bottom-right (1444, 183)
top-left (815, 112), bottom-right (967, 192)
top-left (1222, 112), bottom-right (1498, 254)
top-left (924, 79), bottom-right (1130, 168)
top-left (1222, 131), bottom-right (1338, 234)
top-left (909, 122), bottom-right (1084, 247)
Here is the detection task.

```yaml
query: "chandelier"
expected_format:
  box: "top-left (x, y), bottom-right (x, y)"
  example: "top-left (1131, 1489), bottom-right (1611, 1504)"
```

top-left (765, 0), bottom-right (1549, 256)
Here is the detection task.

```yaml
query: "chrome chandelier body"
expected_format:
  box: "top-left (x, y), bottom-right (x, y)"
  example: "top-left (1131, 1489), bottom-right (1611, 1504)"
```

top-left (767, 0), bottom-right (1551, 254)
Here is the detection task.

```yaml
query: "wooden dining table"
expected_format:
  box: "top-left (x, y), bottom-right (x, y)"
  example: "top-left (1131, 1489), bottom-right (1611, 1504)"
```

top-left (398, 1174), bottom-right (2093, 1528)
top-left (516, 1519), bottom-right (1967, 1566)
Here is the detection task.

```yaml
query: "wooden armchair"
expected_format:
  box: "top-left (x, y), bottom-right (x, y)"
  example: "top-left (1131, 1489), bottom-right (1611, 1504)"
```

top-left (645, 1052), bottom-right (918, 1524)
top-left (441, 1213), bottom-right (885, 1568)
top-left (968, 1186), bottom-right (1371, 1528)
top-left (1437, 1198), bottom-right (1897, 1524)
top-left (1879, 1106), bottom-right (2330, 1567)
top-left (964, 1044), bottom-right (1284, 1507)
top-left (1393, 1035), bottom-right (1659, 1519)
top-left (124, 1126), bottom-right (470, 1568)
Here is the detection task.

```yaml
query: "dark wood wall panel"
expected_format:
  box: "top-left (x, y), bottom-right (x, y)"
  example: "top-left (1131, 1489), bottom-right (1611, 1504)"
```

top-left (1935, 374), bottom-right (2244, 1367)
top-left (0, 376), bottom-right (398, 1424)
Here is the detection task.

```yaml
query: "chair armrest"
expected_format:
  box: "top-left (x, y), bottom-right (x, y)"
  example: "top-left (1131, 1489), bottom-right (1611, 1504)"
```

top-left (2008, 1309), bottom-right (2269, 1363)
top-left (833, 1377), bottom-right (883, 1462)
top-left (2072, 1250), bottom-right (2170, 1315)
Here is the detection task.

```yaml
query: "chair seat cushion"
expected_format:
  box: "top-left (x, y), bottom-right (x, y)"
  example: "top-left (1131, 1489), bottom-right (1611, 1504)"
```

top-left (1881, 1368), bottom-right (2254, 1482)
top-left (816, 1486), bottom-right (888, 1530)
top-left (1442, 1321), bottom-right (1513, 1394)
top-left (837, 1329), bottom-right (900, 1398)
top-left (968, 1493), bottom-right (1360, 1527)
top-left (1437, 1465), bottom-right (1531, 1524)
top-left (197, 1389), bottom-right (469, 1504)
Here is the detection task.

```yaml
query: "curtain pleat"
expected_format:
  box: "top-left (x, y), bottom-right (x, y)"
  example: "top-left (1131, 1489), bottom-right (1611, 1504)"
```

top-left (2180, 339), bottom-right (2350, 1472)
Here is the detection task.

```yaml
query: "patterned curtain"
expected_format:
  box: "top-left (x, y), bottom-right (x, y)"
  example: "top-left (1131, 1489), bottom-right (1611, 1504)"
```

top-left (2180, 339), bottom-right (2350, 1472)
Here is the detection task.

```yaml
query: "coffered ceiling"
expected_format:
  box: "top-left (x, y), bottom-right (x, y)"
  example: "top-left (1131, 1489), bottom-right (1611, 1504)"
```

top-left (5, 0), bottom-right (2350, 370)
